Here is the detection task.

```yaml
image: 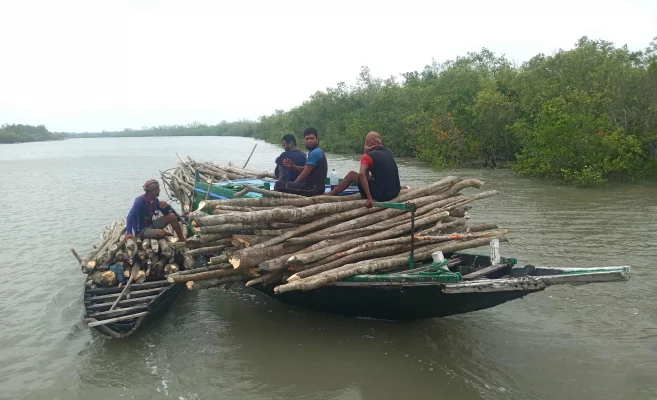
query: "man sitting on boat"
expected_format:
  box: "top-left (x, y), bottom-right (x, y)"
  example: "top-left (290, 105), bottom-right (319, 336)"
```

top-left (125, 179), bottom-right (186, 242)
top-left (274, 127), bottom-right (328, 196)
top-left (274, 134), bottom-right (307, 181)
top-left (326, 131), bottom-right (401, 207)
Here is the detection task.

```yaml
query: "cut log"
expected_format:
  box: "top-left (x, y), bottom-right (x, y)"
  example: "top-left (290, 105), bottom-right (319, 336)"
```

top-left (170, 266), bottom-right (259, 283)
top-left (236, 184), bottom-right (304, 198)
top-left (228, 243), bottom-right (307, 269)
top-left (287, 211), bottom-right (449, 266)
top-left (164, 263), bottom-right (179, 275)
top-left (275, 235), bottom-right (506, 293)
top-left (232, 235), bottom-right (276, 249)
top-left (198, 193), bottom-right (364, 211)
top-left (184, 245), bottom-right (226, 258)
top-left (193, 200), bottom-right (366, 226)
top-left (86, 311), bottom-right (149, 327)
top-left (198, 222), bottom-right (271, 234)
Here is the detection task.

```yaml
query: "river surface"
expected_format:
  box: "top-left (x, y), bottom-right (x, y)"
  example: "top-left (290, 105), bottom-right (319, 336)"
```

top-left (0, 136), bottom-right (655, 400)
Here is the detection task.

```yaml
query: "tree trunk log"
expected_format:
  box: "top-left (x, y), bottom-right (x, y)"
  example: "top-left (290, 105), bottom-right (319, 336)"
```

top-left (287, 211), bottom-right (449, 266)
top-left (193, 200), bottom-right (366, 226)
top-left (184, 245), bottom-right (226, 258)
top-left (275, 235), bottom-right (505, 293)
top-left (228, 243), bottom-right (307, 269)
top-left (198, 193), bottom-right (363, 211)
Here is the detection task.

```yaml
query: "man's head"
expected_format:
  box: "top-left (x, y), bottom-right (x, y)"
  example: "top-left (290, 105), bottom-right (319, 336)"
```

top-left (303, 127), bottom-right (319, 150)
top-left (282, 134), bottom-right (297, 151)
top-left (143, 179), bottom-right (160, 197)
top-left (364, 131), bottom-right (383, 153)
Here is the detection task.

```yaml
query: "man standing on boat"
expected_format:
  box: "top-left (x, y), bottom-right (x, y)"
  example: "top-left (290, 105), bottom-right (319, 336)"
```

top-left (326, 131), bottom-right (400, 207)
top-left (125, 179), bottom-right (186, 242)
top-left (274, 127), bottom-right (328, 196)
top-left (274, 134), bottom-right (307, 182)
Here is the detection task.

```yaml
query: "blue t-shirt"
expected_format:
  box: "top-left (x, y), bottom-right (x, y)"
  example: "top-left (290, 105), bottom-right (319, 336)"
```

top-left (275, 149), bottom-right (307, 181)
top-left (126, 195), bottom-right (163, 235)
top-left (307, 148), bottom-right (324, 167)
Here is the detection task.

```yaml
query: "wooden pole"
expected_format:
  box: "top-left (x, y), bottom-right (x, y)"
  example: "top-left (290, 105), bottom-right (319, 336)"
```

top-left (242, 143), bottom-right (257, 169)
top-left (109, 260), bottom-right (141, 311)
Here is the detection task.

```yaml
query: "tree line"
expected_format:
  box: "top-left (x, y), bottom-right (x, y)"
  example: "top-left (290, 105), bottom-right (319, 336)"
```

top-left (8, 36), bottom-right (656, 186)
top-left (0, 124), bottom-right (67, 144)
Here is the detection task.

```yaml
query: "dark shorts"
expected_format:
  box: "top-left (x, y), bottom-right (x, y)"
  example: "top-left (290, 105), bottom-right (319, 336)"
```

top-left (140, 216), bottom-right (169, 239)
top-left (358, 179), bottom-right (398, 202)
top-left (274, 180), bottom-right (324, 197)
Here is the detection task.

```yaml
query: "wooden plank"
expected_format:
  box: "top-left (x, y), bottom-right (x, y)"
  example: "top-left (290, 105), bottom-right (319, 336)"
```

top-left (85, 280), bottom-right (169, 295)
top-left (85, 295), bottom-right (158, 310)
top-left (87, 305), bottom-right (149, 318)
top-left (85, 287), bottom-right (166, 302)
top-left (86, 311), bottom-right (149, 327)
top-left (462, 263), bottom-right (507, 280)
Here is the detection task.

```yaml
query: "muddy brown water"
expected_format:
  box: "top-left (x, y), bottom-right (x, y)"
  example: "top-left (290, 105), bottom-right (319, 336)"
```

top-left (0, 136), bottom-right (655, 400)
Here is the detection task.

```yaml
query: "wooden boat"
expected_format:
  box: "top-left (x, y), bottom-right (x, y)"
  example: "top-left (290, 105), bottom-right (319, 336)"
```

top-left (83, 278), bottom-right (184, 338)
top-left (250, 253), bottom-right (630, 319)
top-left (188, 177), bottom-right (631, 320)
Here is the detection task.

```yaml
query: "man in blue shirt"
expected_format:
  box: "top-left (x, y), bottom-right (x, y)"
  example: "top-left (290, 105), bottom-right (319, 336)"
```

top-left (125, 179), bottom-right (186, 242)
top-left (274, 127), bottom-right (328, 196)
top-left (274, 134), bottom-right (307, 181)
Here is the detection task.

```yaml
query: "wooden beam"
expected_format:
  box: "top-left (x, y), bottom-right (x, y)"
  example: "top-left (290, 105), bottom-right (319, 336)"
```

top-left (84, 287), bottom-right (166, 302)
top-left (462, 263), bottom-right (508, 280)
top-left (86, 311), bottom-right (149, 327)
top-left (87, 305), bottom-right (148, 318)
top-left (85, 295), bottom-right (158, 310)
top-left (85, 280), bottom-right (169, 295)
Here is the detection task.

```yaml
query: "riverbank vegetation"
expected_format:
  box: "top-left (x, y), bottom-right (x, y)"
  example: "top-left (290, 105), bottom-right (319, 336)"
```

top-left (0, 124), bottom-right (67, 144)
top-left (55, 36), bottom-right (657, 186)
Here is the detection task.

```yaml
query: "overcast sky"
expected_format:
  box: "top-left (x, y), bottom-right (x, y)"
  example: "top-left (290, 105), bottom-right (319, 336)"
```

top-left (0, 0), bottom-right (655, 133)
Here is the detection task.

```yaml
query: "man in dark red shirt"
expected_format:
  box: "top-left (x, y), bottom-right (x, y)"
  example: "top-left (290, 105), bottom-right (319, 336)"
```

top-left (326, 131), bottom-right (401, 207)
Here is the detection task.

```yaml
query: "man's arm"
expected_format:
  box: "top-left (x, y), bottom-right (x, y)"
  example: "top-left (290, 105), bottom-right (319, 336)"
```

top-left (294, 164), bottom-right (315, 183)
top-left (359, 163), bottom-right (373, 207)
top-left (283, 160), bottom-right (305, 174)
top-left (125, 197), bottom-right (141, 238)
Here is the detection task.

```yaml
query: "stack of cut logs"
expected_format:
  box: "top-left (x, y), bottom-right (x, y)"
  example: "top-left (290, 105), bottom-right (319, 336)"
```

top-left (160, 154), bottom-right (276, 214)
top-left (71, 217), bottom-right (186, 288)
top-left (166, 176), bottom-right (507, 293)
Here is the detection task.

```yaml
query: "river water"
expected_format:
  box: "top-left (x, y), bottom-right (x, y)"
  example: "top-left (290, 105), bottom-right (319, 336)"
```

top-left (0, 136), bottom-right (655, 400)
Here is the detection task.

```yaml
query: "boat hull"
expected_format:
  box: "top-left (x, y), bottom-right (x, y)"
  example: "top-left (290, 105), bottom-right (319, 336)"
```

top-left (250, 281), bottom-right (544, 320)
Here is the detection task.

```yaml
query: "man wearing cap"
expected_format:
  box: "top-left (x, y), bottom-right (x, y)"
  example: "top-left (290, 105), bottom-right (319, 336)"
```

top-left (125, 179), bottom-right (186, 242)
top-left (326, 131), bottom-right (400, 207)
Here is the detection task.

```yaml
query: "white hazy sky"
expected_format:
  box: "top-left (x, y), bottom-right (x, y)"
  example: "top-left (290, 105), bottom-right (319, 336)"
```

top-left (0, 0), bottom-right (655, 133)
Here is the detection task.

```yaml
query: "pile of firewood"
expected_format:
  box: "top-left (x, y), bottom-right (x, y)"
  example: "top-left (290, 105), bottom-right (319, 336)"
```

top-left (166, 176), bottom-right (507, 293)
top-left (71, 216), bottom-right (186, 288)
top-left (160, 154), bottom-right (276, 214)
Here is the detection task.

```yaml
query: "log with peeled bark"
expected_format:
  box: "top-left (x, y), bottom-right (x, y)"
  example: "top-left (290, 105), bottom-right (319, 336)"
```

top-left (193, 200), bottom-right (367, 226)
top-left (158, 239), bottom-right (173, 257)
top-left (198, 193), bottom-right (363, 211)
top-left (232, 235), bottom-right (276, 249)
top-left (219, 164), bottom-right (276, 179)
top-left (169, 263), bottom-right (231, 278)
top-left (257, 235), bottom-right (360, 272)
top-left (169, 264), bottom-right (259, 283)
top-left (418, 218), bottom-right (466, 236)
top-left (185, 274), bottom-right (249, 290)
top-left (275, 235), bottom-right (506, 293)
top-left (150, 239), bottom-right (159, 254)
top-left (183, 245), bottom-right (226, 258)
top-left (228, 242), bottom-right (307, 269)
top-left (245, 271), bottom-right (286, 287)
top-left (287, 211), bottom-right (449, 266)
top-left (164, 263), bottom-right (180, 275)
top-left (286, 242), bottom-right (422, 281)
top-left (198, 222), bottom-right (271, 234)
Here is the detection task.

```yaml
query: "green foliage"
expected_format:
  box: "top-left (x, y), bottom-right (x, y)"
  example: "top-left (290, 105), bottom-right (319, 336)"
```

top-left (0, 124), bottom-right (67, 144)
top-left (32, 35), bottom-right (656, 187)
